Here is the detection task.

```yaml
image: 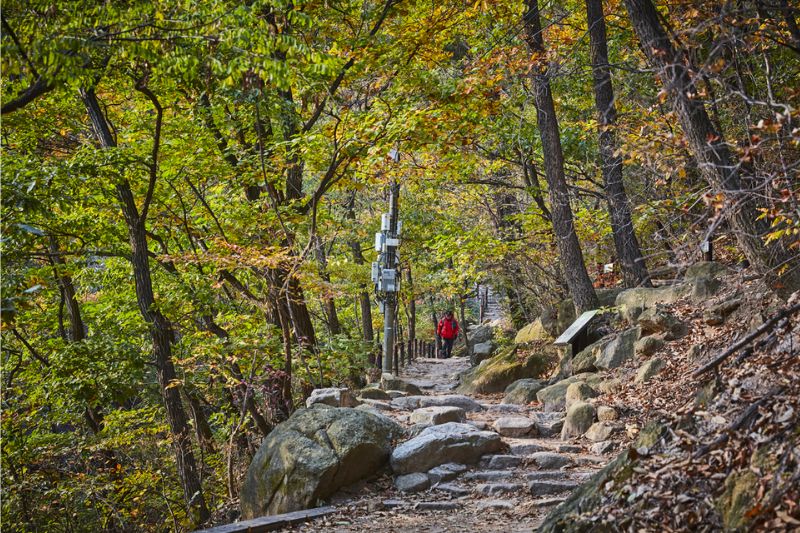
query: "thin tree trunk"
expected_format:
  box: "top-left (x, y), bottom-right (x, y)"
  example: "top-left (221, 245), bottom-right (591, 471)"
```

top-left (523, 0), bottom-right (600, 313)
top-left (313, 236), bottom-right (341, 336)
top-left (346, 197), bottom-right (375, 342)
top-left (405, 268), bottom-right (416, 342)
top-left (586, 0), bottom-right (652, 288)
top-left (623, 0), bottom-right (800, 291)
top-left (81, 87), bottom-right (210, 525)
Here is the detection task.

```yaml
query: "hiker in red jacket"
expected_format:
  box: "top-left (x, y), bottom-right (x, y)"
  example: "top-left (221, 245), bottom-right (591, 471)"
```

top-left (437, 310), bottom-right (460, 359)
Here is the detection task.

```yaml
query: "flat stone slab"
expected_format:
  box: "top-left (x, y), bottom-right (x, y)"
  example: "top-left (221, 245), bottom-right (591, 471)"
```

top-left (358, 399), bottom-right (395, 411)
top-left (508, 441), bottom-right (549, 456)
top-left (464, 470), bottom-right (514, 481)
top-left (493, 416), bottom-right (536, 438)
top-left (530, 452), bottom-right (572, 470)
top-left (391, 422), bottom-right (503, 474)
top-left (477, 499), bottom-right (515, 510)
top-left (525, 471), bottom-right (568, 481)
top-left (427, 463), bottom-right (468, 484)
top-left (476, 483), bottom-right (524, 496)
top-left (556, 444), bottom-right (582, 453)
top-left (484, 403), bottom-right (524, 414)
top-left (528, 480), bottom-right (579, 496)
top-left (410, 406), bottom-right (465, 425)
top-left (431, 483), bottom-right (470, 497)
top-left (305, 387), bottom-right (359, 408)
top-left (392, 395), bottom-right (485, 412)
top-left (531, 497), bottom-right (568, 507)
top-left (487, 454), bottom-right (523, 470)
top-left (394, 473), bottom-right (430, 493)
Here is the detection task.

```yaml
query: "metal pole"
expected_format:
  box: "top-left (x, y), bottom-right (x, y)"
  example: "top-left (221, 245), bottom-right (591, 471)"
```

top-left (382, 180), bottom-right (400, 374)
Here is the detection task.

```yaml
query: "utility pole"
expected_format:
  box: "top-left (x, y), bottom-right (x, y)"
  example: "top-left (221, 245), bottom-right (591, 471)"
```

top-left (372, 150), bottom-right (402, 374)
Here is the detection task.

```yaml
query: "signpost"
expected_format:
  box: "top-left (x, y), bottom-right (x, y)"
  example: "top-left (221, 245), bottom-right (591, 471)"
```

top-left (372, 150), bottom-right (402, 374)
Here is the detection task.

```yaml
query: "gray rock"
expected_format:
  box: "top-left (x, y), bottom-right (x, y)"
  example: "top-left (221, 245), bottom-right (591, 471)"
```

top-left (616, 285), bottom-right (689, 322)
top-left (595, 327), bottom-right (640, 370)
top-left (415, 501), bottom-right (462, 511)
top-left (493, 416), bottom-right (537, 438)
top-left (472, 341), bottom-right (496, 364)
top-left (597, 406), bottom-right (618, 421)
top-left (638, 307), bottom-right (687, 340)
top-left (407, 423), bottom-right (432, 437)
top-left (410, 406), bottom-right (466, 425)
top-left (532, 497), bottom-right (569, 507)
top-left (469, 324), bottom-right (494, 345)
top-left (565, 382), bottom-right (598, 410)
top-left (359, 388), bottom-right (392, 401)
top-left (590, 440), bottom-right (615, 455)
top-left (392, 394), bottom-right (485, 412)
top-left (487, 454), bottom-right (523, 469)
top-left (386, 390), bottom-right (408, 399)
top-left (241, 408), bottom-right (402, 518)
top-left (431, 483), bottom-right (470, 497)
top-left (477, 500), bottom-right (515, 510)
top-left (394, 472), bottom-right (430, 492)
top-left (358, 399), bottom-right (395, 411)
top-left (464, 470), bottom-right (513, 481)
top-left (685, 261), bottom-right (728, 280)
top-left (427, 463), bottom-right (468, 484)
top-left (530, 452), bottom-right (572, 470)
top-left (529, 480), bottom-right (579, 497)
top-left (305, 387), bottom-right (360, 408)
top-left (555, 444), bottom-right (582, 453)
top-left (526, 471), bottom-right (569, 481)
top-left (381, 374), bottom-right (423, 395)
top-left (635, 335), bottom-right (665, 357)
top-left (476, 483), bottom-right (524, 496)
top-left (584, 422), bottom-right (617, 442)
top-left (485, 403), bottom-right (524, 414)
top-left (635, 358), bottom-right (666, 383)
top-left (509, 442), bottom-right (548, 456)
top-left (381, 499), bottom-right (406, 509)
top-left (533, 412), bottom-right (566, 437)
top-left (503, 378), bottom-right (547, 405)
top-left (390, 422), bottom-right (503, 474)
top-left (572, 338), bottom-right (611, 374)
top-left (467, 420), bottom-right (489, 430)
top-left (704, 298), bottom-right (742, 326)
top-left (561, 402), bottom-right (596, 440)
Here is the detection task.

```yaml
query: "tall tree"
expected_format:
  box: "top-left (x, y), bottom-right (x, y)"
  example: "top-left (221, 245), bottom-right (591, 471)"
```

top-left (523, 0), bottom-right (599, 313)
top-left (586, 0), bottom-right (652, 288)
top-left (81, 87), bottom-right (210, 524)
top-left (623, 0), bottom-right (800, 291)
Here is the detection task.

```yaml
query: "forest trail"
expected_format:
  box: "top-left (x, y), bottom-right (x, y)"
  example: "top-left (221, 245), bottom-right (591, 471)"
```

top-left (294, 354), bottom-right (606, 532)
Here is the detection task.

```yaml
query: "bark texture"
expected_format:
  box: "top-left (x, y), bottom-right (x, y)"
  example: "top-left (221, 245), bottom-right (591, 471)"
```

top-left (523, 0), bottom-right (600, 313)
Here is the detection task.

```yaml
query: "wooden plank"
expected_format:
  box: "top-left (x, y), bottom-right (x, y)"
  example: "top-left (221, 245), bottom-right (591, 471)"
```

top-left (194, 506), bottom-right (337, 533)
top-left (554, 310), bottom-right (598, 346)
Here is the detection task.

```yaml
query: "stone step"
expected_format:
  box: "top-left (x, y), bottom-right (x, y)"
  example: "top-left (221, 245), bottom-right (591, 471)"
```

top-left (414, 501), bottom-right (462, 511)
top-left (464, 470), bottom-right (514, 482)
top-left (476, 483), bottom-right (524, 496)
top-left (528, 480), bottom-right (580, 496)
top-left (507, 441), bottom-right (549, 456)
top-left (483, 454), bottom-right (524, 470)
top-left (531, 497), bottom-right (568, 508)
top-left (431, 483), bottom-right (470, 497)
top-left (476, 499), bottom-right (515, 510)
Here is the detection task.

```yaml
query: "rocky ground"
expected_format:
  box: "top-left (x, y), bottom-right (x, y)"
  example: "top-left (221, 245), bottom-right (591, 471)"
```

top-left (236, 261), bottom-right (799, 532)
top-left (282, 356), bottom-right (612, 532)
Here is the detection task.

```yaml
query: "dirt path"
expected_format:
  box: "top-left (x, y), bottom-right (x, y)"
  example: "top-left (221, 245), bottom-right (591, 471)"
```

top-left (292, 356), bottom-right (605, 532)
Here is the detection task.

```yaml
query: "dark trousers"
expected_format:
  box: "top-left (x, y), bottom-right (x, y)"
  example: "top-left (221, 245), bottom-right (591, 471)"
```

top-left (442, 337), bottom-right (455, 358)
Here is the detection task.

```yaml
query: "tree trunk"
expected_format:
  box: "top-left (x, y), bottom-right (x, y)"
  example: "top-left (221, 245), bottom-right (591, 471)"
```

top-left (313, 236), bottom-right (341, 336)
top-left (623, 0), bottom-right (800, 291)
top-left (346, 197), bottom-right (375, 343)
top-left (81, 87), bottom-right (210, 525)
top-left (586, 0), bottom-right (652, 288)
top-left (405, 268), bottom-right (416, 342)
top-left (523, 0), bottom-right (600, 313)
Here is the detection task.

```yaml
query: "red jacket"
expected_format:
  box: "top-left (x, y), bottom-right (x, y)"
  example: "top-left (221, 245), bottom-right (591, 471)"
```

top-left (437, 317), bottom-right (459, 340)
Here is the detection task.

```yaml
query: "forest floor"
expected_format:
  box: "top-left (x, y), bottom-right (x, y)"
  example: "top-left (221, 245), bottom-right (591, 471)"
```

top-left (288, 356), bottom-right (610, 532)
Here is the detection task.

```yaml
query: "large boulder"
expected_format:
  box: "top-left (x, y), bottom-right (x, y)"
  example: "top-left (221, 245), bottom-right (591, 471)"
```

top-left (615, 285), bottom-right (689, 322)
top-left (684, 261), bottom-right (728, 280)
top-left (381, 374), bottom-right (423, 395)
top-left (472, 341), bottom-right (496, 364)
top-left (637, 306), bottom-right (687, 340)
top-left (515, 318), bottom-right (553, 344)
top-left (306, 388), bottom-right (360, 408)
top-left (492, 416), bottom-right (537, 438)
top-left (358, 387), bottom-right (392, 401)
top-left (469, 324), bottom-right (494, 345)
top-left (391, 394), bottom-right (485, 412)
top-left (241, 408), bottom-right (402, 518)
top-left (537, 374), bottom-right (602, 412)
top-left (457, 345), bottom-right (557, 395)
top-left (595, 327), bottom-right (640, 370)
top-left (503, 378), bottom-right (547, 405)
top-left (390, 422), bottom-right (503, 474)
